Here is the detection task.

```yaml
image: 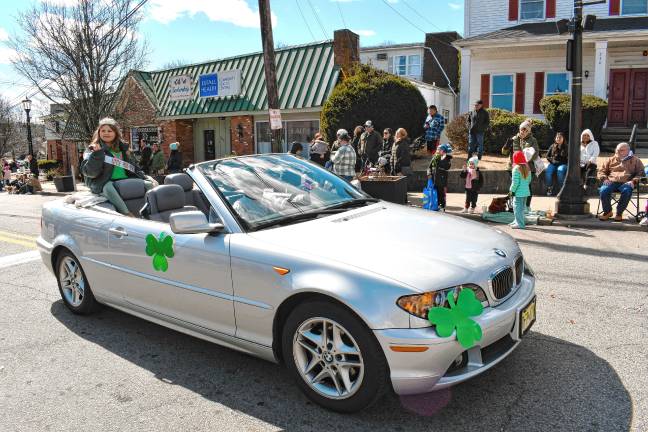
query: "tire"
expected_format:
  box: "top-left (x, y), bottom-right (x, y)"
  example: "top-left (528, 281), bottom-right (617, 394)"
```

top-left (55, 250), bottom-right (101, 315)
top-left (282, 300), bottom-right (389, 413)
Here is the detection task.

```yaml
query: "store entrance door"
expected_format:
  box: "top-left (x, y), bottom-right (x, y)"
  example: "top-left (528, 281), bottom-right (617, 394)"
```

top-left (194, 118), bottom-right (230, 162)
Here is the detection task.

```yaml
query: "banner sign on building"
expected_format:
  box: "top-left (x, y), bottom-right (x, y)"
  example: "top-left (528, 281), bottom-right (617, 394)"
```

top-left (168, 75), bottom-right (193, 101)
top-left (199, 69), bottom-right (241, 98)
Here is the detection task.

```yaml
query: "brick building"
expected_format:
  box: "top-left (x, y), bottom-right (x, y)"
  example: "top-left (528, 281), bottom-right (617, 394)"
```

top-left (105, 30), bottom-right (359, 165)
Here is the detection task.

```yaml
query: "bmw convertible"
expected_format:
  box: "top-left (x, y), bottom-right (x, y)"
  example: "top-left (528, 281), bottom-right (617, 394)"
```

top-left (38, 153), bottom-right (536, 412)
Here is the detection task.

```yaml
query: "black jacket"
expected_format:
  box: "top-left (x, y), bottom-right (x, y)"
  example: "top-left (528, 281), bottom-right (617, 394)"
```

top-left (81, 141), bottom-right (145, 194)
top-left (390, 138), bottom-right (411, 175)
top-left (460, 167), bottom-right (483, 191)
top-left (547, 143), bottom-right (568, 165)
top-left (140, 145), bottom-right (152, 172)
top-left (468, 108), bottom-right (490, 134)
top-left (167, 151), bottom-right (183, 173)
top-left (429, 155), bottom-right (453, 188)
top-left (381, 137), bottom-right (394, 154)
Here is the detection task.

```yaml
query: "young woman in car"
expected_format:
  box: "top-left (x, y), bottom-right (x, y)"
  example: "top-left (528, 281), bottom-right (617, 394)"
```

top-left (82, 117), bottom-right (153, 216)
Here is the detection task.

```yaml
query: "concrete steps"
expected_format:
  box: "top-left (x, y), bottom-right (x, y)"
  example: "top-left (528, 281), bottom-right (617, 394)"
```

top-left (601, 127), bottom-right (648, 152)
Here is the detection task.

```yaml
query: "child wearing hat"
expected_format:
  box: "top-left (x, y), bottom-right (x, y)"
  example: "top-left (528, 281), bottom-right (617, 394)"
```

top-left (427, 143), bottom-right (453, 211)
top-left (460, 156), bottom-right (483, 213)
top-left (509, 151), bottom-right (532, 229)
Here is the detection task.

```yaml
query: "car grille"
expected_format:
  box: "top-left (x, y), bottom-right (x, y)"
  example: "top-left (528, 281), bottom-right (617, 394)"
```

top-left (514, 255), bottom-right (524, 286)
top-left (491, 267), bottom-right (514, 299)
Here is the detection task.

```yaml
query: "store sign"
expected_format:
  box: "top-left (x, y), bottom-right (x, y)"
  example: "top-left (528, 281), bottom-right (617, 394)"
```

top-left (168, 75), bottom-right (193, 101)
top-left (199, 69), bottom-right (241, 98)
top-left (269, 109), bottom-right (282, 130)
top-left (131, 126), bottom-right (159, 152)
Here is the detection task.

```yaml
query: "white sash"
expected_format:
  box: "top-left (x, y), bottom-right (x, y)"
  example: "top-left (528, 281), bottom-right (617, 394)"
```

top-left (83, 149), bottom-right (138, 174)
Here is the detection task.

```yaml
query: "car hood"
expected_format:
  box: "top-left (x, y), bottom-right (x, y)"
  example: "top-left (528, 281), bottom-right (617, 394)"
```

top-left (247, 203), bottom-right (520, 292)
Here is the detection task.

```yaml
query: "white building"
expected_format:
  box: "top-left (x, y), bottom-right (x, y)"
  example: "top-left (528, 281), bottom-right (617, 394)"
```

top-left (456, 0), bottom-right (648, 130)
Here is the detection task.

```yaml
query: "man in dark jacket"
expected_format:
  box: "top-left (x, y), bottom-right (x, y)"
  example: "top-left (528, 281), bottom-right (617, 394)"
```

top-left (24, 154), bottom-right (42, 193)
top-left (140, 142), bottom-right (152, 174)
top-left (360, 120), bottom-right (382, 166)
top-left (467, 100), bottom-right (490, 160)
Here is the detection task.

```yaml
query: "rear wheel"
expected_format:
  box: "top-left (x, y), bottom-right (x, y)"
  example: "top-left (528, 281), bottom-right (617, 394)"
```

top-left (55, 250), bottom-right (100, 315)
top-left (282, 301), bottom-right (388, 413)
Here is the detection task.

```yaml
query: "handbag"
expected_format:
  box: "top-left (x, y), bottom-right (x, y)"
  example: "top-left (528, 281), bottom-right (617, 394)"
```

top-left (422, 178), bottom-right (439, 211)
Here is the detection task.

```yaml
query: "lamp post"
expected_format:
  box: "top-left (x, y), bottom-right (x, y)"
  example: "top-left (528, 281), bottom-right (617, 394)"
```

top-left (21, 98), bottom-right (34, 159)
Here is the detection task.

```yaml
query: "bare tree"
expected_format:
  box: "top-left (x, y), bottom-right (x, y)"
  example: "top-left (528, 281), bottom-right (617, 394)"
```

top-left (160, 59), bottom-right (191, 70)
top-left (9, 0), bottom-right (149, 142)
top-left (0, 96), bottom-right (21, 158)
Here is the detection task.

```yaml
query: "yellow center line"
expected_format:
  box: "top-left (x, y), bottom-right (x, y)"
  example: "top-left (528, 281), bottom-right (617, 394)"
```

top-left (0, 235), bottom-right (36, 249)
top-left (0, 230), bottom-right (38, 241)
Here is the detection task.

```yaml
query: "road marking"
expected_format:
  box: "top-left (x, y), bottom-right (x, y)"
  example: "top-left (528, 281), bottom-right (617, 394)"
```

top-left (0, 230), bottom-right (37, 241)
top-left (0, 230), bottom-right (37, 249)
top-left (0, 250), bottom-right (41, 269)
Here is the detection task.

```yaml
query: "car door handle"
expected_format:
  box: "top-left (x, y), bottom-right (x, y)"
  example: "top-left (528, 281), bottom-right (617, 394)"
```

top-left (109, 227), bottom-right (128, 237)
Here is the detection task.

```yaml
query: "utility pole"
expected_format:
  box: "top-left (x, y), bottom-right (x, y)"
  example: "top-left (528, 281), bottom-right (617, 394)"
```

top-left (556, 0), bottom-right (605, 217)
top-left (258, 0), bottom-right (283, 153)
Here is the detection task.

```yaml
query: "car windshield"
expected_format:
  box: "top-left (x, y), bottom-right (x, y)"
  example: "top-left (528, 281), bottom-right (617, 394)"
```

top-left (197, 154), bottom-right (370, 230)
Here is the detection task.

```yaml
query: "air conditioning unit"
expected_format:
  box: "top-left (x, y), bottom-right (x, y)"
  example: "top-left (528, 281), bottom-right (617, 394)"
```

top-left (376, 53), bottom-right (387, 60)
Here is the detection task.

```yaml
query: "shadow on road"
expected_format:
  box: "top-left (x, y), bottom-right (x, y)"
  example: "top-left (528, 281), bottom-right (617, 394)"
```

top-left (50, 301), bottom-right (632, 431)
top-left (517, 237), bottom-right (647, 263)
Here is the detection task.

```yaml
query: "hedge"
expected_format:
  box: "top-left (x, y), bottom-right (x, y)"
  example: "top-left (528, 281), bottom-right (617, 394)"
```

top-left (37, 159), bottom-right (61, 171)
top-left (539, 94), bottom-right (608, 142)
top-left (320, 64), bottom-right (427, 142)
top-left (446, 109), bottom-right (552, 154)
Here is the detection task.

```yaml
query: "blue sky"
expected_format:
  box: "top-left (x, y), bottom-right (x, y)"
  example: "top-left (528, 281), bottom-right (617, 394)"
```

top-left (0, 0), bottom-right (464, 117)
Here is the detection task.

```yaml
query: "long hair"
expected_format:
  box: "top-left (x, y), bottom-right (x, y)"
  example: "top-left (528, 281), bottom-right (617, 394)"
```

top-left (517, 163), bottom-right (530, 179)
top-left (90, 122), bottom-right (124, 146)
top-left (395, 128), bottom-right (408, 141)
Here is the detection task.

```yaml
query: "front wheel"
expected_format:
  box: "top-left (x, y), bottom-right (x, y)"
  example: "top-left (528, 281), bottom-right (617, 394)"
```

top-left (282, 301), bottom-right (389, 413)
top-left (55, 250), bottom-right (101, 315)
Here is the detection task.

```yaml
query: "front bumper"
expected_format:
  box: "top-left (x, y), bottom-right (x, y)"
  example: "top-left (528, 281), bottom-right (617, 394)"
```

top-left (374, 274), bottom-right (536, 395)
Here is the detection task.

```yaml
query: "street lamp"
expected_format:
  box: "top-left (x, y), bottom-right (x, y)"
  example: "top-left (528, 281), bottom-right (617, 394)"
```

top-left (21, 98), bottom-right (34, 159)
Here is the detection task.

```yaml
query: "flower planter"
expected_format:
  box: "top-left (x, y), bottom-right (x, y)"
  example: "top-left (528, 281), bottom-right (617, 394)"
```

top-left (53, 175), bottom-right (74, 192)
top-left (359, 175), bottom-right (408, 204)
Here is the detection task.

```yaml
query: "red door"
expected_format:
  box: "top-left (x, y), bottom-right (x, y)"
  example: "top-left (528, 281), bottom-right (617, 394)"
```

top-left (608, 69), bottom-right (630, 127)
top-left (629, 69), bottom-right (648, 126)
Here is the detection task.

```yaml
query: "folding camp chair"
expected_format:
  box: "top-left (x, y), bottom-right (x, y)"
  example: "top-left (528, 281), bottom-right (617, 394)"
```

top-left (596, 176), bottom-right (648, 222)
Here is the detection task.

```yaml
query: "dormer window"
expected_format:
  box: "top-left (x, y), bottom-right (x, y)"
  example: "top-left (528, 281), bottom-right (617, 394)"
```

top-left (622, 0), bottom-right (648, 15)
top-left (520, 0), bottom-right (545, 20)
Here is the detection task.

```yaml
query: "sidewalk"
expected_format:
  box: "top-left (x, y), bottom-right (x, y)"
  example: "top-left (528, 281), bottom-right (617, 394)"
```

top-left (408, 192), bottom-right (647, 232)
top-left (39, 181), bottom-right (89, 196)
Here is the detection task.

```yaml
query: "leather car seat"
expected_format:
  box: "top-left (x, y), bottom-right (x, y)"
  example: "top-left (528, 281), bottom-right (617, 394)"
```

top-left (164, 173), bottom-right (210, 215)
top-left (112, 179), bottom-right (148, 216)
top-left (141, 184), bottom-right (198, 222)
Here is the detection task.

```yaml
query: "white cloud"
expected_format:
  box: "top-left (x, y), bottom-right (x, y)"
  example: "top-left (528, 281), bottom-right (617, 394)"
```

top-left (0, 45), bottom-right (19, 65)
top-left (0, 27), bottom-right (8, 41)
top-left (353, 29), bottom-right (376, 37)
top-left (448, 2), bottom-right (462, 10)
top-left (148, 0), bottom-right (277, 28)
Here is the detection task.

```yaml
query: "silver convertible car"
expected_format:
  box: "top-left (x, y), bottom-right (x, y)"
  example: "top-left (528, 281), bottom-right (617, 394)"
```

top-left (38, 154), bottom-right (536, 412)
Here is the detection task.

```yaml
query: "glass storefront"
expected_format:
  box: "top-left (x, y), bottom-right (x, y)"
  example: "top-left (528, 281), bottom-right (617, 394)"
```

top-left (130, 126), bottom-right (159, 152)
top-left (255, 119), bottom-right (320, 156)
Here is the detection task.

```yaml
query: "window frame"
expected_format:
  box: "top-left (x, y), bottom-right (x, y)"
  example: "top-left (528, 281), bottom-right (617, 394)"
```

top-left (519, 0), bottom-right (546, 21)
top-left (544, 72), bottom-right (571, 96)
top-left (254, 119), bottom-right (321, 154)
top-left (390, 54), bottom-right (422, 79)
top-left (621, 0), bottom-right (648, 15)
top-left (491, 74), bottom-right (515, 112)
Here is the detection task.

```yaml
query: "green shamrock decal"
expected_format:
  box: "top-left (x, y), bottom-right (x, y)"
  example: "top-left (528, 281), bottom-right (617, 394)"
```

top-left (145, 233), bottom-right (175, 272)
top-left (427, 289), bottom-right (484, 349)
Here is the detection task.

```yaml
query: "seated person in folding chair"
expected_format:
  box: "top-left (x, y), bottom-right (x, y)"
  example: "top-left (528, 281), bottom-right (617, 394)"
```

top-left (598, 142), bottom-right (645, 221)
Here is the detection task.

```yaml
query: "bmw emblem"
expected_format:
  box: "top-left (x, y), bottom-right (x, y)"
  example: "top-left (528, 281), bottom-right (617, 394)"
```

top-left (494, 249), bottom-right (507, 258)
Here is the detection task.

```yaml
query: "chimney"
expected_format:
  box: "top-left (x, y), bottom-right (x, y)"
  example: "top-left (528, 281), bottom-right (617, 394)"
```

top-left (333, 29), bottom-right (360, 76)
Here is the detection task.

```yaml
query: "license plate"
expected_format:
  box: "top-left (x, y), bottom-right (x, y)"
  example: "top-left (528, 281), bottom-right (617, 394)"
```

top-left (519, 296), bottom-right (536, 338)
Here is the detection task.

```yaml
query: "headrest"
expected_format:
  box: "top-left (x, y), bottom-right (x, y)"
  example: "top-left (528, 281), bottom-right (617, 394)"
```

top-left (164, 173), bottom-right (193, 192)
top-left (150, 184), bottom-right (185, 212)
top-left (113, 179), bottom-right (147, 200)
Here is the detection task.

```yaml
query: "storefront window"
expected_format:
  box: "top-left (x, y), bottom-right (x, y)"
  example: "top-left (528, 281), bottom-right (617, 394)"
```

top-left (255, 120), bottom-right (320, 155)
top-left (130, 126), bottom-right (159, 153)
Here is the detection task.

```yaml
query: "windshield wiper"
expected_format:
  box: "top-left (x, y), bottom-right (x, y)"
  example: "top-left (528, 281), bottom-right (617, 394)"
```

top-left (326, 198), bottom-right (380, 210)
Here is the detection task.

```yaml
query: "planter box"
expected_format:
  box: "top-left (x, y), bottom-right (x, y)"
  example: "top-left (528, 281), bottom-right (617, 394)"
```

top-left (53, 176), bottom-right (74, 192)
top-left (359, 175), bottom-right (408, 204)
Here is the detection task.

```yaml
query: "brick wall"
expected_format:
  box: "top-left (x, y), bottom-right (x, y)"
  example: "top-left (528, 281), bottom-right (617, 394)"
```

top-left (114, 75), bottom-right (157, 142)
top-left (333, 29), bottom-right (360, 76)
top-left (159, 119), bottom-right (194, 167)
top-left (230, 115), bottom-right (254, 155)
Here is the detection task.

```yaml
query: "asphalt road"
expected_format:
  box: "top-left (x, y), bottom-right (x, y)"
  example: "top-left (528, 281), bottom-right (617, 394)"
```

top-left (0, 192), bottom-right (646, 431)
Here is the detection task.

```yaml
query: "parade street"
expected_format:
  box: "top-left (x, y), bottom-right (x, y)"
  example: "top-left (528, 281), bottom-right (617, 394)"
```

top-left (0, 192), bottom-right (646, 432)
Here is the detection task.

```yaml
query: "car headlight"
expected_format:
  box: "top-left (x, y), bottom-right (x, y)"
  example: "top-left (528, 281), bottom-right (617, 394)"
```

top-left (396, 284), bottom-right (489, 320)
top-left (524, 259), bottom-right (536, 278)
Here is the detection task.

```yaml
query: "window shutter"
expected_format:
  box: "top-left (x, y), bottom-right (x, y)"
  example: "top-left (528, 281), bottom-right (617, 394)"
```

top-left (508, 0), bottom-right (518, 20)
top-left (609, 0), bottom-right (620, 15)
top-left (546, 0), bottom-right (556, 18)
top-left (515, 73), bottom-right (526, 114)
top-left (480, 74), bottom-right (491, 108)
top-left (533, 72), bottom-right (545, 114)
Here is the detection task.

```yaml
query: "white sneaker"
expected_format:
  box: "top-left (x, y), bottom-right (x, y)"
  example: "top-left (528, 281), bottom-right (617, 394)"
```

top-left (640, 217), bottom-right (648, 226)
top-left (469, 207), bottom-right (475, 214)
top-left (461, 208), bottom-right (468, 213)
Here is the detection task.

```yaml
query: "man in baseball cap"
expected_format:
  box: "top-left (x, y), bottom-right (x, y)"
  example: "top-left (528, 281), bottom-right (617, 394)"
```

top-left (360, 120), bottom-right (381, 165)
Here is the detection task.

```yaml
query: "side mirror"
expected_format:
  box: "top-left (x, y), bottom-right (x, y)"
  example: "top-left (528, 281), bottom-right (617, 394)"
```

top-left (169, 211), bottom-right (224, 235)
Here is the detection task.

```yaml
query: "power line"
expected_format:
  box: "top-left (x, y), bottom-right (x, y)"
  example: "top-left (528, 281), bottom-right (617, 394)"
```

top-left (334, 0), bottom-right (360, 67)
top-left (306, 0), bottom-right (328, 40)
top-left (379, 0), bottom-right (456, 50)
top-left (401, 0), bottom-right (444, 33)
top-left (295, 0), bottom-right (317, 43)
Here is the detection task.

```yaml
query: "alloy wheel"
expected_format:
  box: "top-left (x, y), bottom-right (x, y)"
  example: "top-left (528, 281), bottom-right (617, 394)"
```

top-left (59, 256), bottom-right (85, 307)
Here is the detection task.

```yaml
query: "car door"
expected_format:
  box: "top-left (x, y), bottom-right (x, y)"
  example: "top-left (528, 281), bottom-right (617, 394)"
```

top-left (106, 214), bottom-right (235, 336)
